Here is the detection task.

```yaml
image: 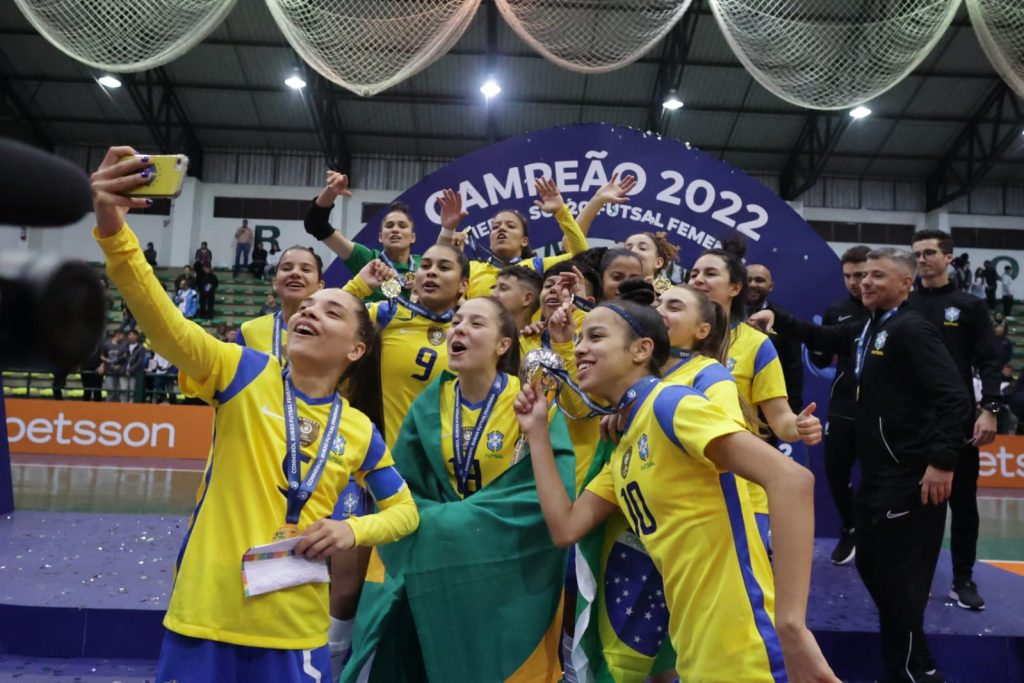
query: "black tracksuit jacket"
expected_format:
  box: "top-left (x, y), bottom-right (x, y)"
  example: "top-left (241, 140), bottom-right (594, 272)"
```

top-left (773, 301), bottom-right (971, 510)
top-left (809, 294), bottom-right (868, 419)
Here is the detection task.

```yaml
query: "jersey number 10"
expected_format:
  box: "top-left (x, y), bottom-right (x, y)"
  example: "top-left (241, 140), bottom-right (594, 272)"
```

top-left (621, 481), bottom-right (657, 536)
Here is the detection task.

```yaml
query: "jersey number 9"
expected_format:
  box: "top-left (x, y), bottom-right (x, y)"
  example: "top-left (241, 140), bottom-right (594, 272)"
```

top-left (621, 481), bottom-right (657, 536)
top-left (411, 347), bottom-right (438, 381)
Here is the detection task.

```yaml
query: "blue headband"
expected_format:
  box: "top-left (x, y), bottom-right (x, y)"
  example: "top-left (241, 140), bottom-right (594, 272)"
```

top-left (599, 302), bottom-right (646, 338)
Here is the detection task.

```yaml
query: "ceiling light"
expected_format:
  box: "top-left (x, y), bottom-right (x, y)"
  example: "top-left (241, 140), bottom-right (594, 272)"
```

top-left (849, 106), bottom-right (872, 119)
top-left (480, 78), bottom-right (501, 99)
top-left (285, 74), bottom-right (306, 90)
top-left (662, 89), bottom-right (683, 111)
top-left (97, 75), bottom-right (121, 88)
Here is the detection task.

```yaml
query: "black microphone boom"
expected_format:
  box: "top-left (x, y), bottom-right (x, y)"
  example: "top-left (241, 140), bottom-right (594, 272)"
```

top-left (0, 137), bottom-right (93, 227)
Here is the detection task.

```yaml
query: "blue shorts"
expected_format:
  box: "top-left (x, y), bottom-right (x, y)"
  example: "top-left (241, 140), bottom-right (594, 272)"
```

top-left (156, 630), bottom-right (330, 683)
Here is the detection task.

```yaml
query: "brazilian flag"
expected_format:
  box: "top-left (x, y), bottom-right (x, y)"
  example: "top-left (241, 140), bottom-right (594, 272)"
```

top-left (571, 441), bottom-right (675, 683)
top-left (343, 372), bottom-right (576, 683)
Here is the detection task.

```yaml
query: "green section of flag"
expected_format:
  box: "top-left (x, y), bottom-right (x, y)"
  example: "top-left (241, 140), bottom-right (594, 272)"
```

top-left (343, 372), bottom-right (575, 683)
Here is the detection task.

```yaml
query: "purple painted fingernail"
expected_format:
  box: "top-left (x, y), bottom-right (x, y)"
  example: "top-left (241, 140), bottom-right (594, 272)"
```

top-left (146, 199), bottom-right (153, 205)
top-left (141, 170), bottom-right (151, 178)
top-left (140, 155), bottom-right (150, 162)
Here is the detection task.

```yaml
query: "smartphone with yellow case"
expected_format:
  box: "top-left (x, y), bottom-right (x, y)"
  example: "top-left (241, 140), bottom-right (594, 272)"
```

top-left (119, 154), bottom-right (189, 198)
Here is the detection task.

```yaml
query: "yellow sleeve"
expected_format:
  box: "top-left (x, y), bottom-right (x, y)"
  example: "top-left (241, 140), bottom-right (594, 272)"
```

top-left (657, 388), bottom-right (745, 470)
top-left (750, 338), bottom-right (788, 405)
top-left (346, 486), bottom-right (419, 546)
top-left (584, 461), bottom-right (617, 504)
top-left (554, 204), bottom-right (588, 255)
top-left (702, 378), bottom-right (746, 428)
top-left (95, 224), bottom-right (241, 393)
top-left (343, 274), bottom-right (374, 300)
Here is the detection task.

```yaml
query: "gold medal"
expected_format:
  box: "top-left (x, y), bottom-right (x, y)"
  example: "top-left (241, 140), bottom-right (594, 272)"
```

top-left (381, 278), bottom-right (402, 299)
top-left (427, 325), bottom-right (446, 346)
top-left (403, 271), bottom-right (416, 288)
top-left (273, 523), bottom-right (300, 541)
top-left (652, 275), bottom-right (672, 294)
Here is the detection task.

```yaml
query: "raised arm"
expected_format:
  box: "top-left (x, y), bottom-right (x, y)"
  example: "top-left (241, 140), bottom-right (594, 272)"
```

top-left (435, 189), bottom-right (468, 247)
top-left (514, 382), bottom-right (616, 546)
top-left (305, 171), bottom-right (357, 259)
top-left (91, 146), bottom-right (236, 384)
top-left (574, 173), bottom-right (636, 235)
top-left (534, 177), bottom-right (588, 255)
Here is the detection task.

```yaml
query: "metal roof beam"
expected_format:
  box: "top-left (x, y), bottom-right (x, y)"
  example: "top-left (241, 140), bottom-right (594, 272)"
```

top-left (0, 74), bottom-right (53, 149)
top-left (925, 81), bottom-right (1024, 210)
top-left (301, 68), bottom-right (352, 177)
top-left (779, 112), bottom-right (851, 200)
top-left (123, 68), bottom-right (204, 178)
top-left (645, 0), bottom-right (701, 133)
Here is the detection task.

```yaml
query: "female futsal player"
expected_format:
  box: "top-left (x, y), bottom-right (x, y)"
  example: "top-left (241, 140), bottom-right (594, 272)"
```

top-left (689, 243), bottom-right (821, 547)
top-left (90, 148), bottom-right (418, 683)
top-left (237, 245), bottom-right (323, 363)
top-left (304, 171), bottom-right (420, 303)
top-left (436, 177), bottom-right (589, 298)
top-left (516, 297), bottom-right (839, 683)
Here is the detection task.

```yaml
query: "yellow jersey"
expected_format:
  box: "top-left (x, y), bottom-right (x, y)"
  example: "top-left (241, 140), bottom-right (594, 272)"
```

top-left (465, 205), bottom-right (589, 298)
top-left (437, 372), bottom-right (523, 498)
top-left (585, 380), bottom-right (782, 682)
top-left (728, 323), bottom-right (788, 514)
top-left (238, 312), bottom-right (287, 363)
top-left (367, 298), bottom-right (451, 448)
top-left (663, 353), bottom-right (745, 427)
top-left (96, 224), bottom-right (418, 650)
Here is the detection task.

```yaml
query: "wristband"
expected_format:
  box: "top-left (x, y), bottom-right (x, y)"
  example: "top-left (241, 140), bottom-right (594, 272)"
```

top-left (439, 228), bottom-right (455, 241)
top-left (304, 199), bottom-right (335, 241)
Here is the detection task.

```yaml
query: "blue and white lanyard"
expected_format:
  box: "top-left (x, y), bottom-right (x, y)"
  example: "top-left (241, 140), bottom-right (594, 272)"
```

top-left (553, 373), bottom-right (658, 420)
top-left (272, 311), bottom-right (284, 365)
top-left (282, 369), bottom-right (343, 524)
top-left (465, 230), bottom-right (522, 269)
top-left (452, 375), bottom-right (504, 493)
top-left (854, 308), bottom-right (897, 383)
top-left (394, 296), bottom-right (455, 323)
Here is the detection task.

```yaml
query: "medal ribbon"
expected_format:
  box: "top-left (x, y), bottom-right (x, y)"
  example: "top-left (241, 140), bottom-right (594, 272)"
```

top-left (394, 295), bottom-right (454, 323)
top-left (283, 369), bottom-right (343, 524)
top-left (854, 308), bottom-right (898, 384)
top-left (665, 348), bottom-right (696, 377)
top-left (379, 250), bottom-right (414, 273)
top-left (550, 369), bottom-right (658, 420)
top-left (272, 311), bottom-right (284, 365)
top-left (452, 375), bottom-right (504, 494)
top-left (465, 230), bottom-right (522, 268)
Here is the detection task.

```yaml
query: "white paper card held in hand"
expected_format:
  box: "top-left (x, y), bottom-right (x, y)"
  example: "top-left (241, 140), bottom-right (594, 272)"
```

top-left (241, 536), bottom-right (329, 597)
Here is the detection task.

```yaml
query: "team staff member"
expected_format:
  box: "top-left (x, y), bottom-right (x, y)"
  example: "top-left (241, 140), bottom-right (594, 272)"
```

top-left (90, 148), bottom-right (418, 683)
top-left (807, 245), bottom-right (871, 566)
top-left (747, 264), bottom-right (804, 413)
top-left (909, 230), bottom-right (1002, 611)
top-left (754, 248), bottom-right (970, 683)
top-left (519, 297), bottom-right (838, 683)
top-left (304, 171), bottom-right (420, 303)
top-left (436, 178), bottom-right (589, 298)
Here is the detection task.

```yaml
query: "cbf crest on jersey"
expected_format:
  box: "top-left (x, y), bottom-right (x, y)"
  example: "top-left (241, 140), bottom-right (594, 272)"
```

top-left (944, 306), bottom-right (960, 323)
top-left (333, 434), bottom-right (347, 455)
top-left (874, 331), bottom-right (888, 351)
top-left (487, 430), bottom-right (504, 452)
top-left (342, 491), bottom-right (360, 514)
top-left (726, 357), bottom-right (737, 371)
top-left (638, 434), bottom-right (650, 461)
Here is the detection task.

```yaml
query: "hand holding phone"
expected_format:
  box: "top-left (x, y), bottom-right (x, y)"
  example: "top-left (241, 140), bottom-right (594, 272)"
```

top-left (117, 154), bottom-right (189, 198)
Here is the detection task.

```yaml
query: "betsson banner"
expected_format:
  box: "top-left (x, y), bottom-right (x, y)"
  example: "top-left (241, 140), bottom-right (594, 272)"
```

top-left (326, 123), bottom-right (847, 534)
top-left (5, 399), bottom-right (213, 459)
top-left (980, 436), bottom-right (1024, 489)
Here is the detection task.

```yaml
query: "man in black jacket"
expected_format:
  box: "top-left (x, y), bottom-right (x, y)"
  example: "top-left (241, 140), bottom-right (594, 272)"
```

top-left (808, 245), bottom-right (871, 565)
top-left (747, 263), bottom-right (804, 412)
top-left (910, 230), bottom-right (1001, 611)
top-left (752, 248), bottom-right (970, 683)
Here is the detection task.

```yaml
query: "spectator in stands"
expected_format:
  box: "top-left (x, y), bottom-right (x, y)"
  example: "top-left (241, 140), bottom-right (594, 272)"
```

top-left (1000, 365), bottom-right (1018, 435)
top-left (194, 241), bottom-right (213, 268)
top-left (148, 351), bottom-right (176, 404)
top-left (971, 267), bottom-right (986, 299)
top-left (249, 240), bottom-right (268, 278)
top-left (955, 254), bottom-right (971, 292)
top-left (51, 370), bottom-right (68, 400)
top-left (101, 330), bottom-right (128, 401)
top-left (176, 264), bottom-right (196, 289)
top-left (173, 276), bottom-right (198, 320)
top-left (994, 324), bottom-right (1014, 367)
top-left (118, 298), bottom-right (136, 333)
top-left (214, 321), bottom-right (229, 341)
top-left (225, 326), bottom-right (239, 344)
top-left (195, 263), bottom-right (219, 320)
top-left (1000, 265), bottom-right (1017, 320)
top-left (259, 293), bottom-right (277, 316)
top-left (984, 260), bottom-right (998, 310)
top-left (747, 263), bottom-right (803, 412)
top-left (233, 219), bottom-right (253, 276)
top-left (80, 344), bottom-right (104, 402)
top-left (264, 243), bottom-right (281, 280)
top-left (126, 329), bottom-right (147, 402)
top-left (144, 241), bottom-right (158, 267)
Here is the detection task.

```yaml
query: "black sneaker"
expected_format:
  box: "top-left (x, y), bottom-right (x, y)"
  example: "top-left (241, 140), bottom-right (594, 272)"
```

top-left (830, 529), bottom-right (856, 565)
top-left (949, 579), bottom-right (986, 611)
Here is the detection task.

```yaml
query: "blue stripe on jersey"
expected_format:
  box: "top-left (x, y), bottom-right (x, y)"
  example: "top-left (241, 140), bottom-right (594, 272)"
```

top-left (176, 428), bottom-right (217, 573)
top-left (364, 466), bottom-right (405, 501)
top-left (649, 384), bottom-right (705, 453)
top-left (753, 338), bottom-right (779, 376)
top-left (235, 327), bottom-right (246, 347)
top-left (532, 256), bottom-right (544, 274)
top-left (359, 428), bottom-right (387, 472)
top-left (215, 347), bottom-right (269, 404)
top-left (330, 477), bottom-right (370, 521)
top-left (375, 300), bottom-right (398, 329)
top-left (692, 363), bottom-right (735, 395)
top-left (718, 472), bottom-right (787, 682)
top-left (619, 378), bottom-right (665, 434)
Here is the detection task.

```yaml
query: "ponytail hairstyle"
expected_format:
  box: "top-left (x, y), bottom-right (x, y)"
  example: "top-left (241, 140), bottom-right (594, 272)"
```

top-left (473, 296), bottom-right (521, 376)
top-left (599, 279), bottom-right (670, 376)
top-left (340, 296), bottom-right (385, 436)
top-left (641, 231), bottom-right (681, 276)
top-left (698, 236), bottom-right (748, 321)
top-left (674, 284), bottom-right (730, 366)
